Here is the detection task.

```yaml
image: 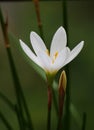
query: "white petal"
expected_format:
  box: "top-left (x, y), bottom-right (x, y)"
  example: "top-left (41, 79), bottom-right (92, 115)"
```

top-left (50, 26), bottom-right (67, 57)
top-left (37, 51), bottom-right (52, 72)
top-left (52, 47), bottom-right (68, 72)
top-left (30, 31), bottom-right (47, 55)
top-left (64, 41), bottom-right (84, 65)
top-left (19, 39), bottom-right (42, 68)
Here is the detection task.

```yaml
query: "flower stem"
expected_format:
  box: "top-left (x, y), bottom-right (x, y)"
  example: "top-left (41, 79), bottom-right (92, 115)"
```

top-left (47, 86), bottom-right (52, 130)
top-left (52, 88), bottom-right (58, 117)
top-left (57, 88), bottom-right (65, 130)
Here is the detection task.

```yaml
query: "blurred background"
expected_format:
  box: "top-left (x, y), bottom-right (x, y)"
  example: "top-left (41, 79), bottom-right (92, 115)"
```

top-left (0, 1), bottom-right (94, 130)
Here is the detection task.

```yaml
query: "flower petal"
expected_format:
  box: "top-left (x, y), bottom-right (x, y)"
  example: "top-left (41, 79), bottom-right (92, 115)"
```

top-left (19, 39), bottom-right (42, 68)
top-left (37, 51), bottom-right (52, 73)
top-left (50, 26), bottom-right (67, 57)
top-left (30, 31), bottom-right (47, 55)
top-left (64, 41), bottom-right (84, 65)
top-left (52, 47), bottom-right (68, 72)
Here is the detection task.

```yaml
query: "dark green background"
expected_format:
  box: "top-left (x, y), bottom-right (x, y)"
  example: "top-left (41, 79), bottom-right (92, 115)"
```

top-left (0, 1), bottom-right (94, 130)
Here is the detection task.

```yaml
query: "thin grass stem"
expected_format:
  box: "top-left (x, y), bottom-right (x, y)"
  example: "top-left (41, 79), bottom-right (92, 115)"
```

top-left (14, 105), bottom-right (26, 130)
top-left (62, 0), bottom-right (70, 130)
top-left (33, 0), bottom-right (45, 41)
top-left (18, 88), bottom-right (34, 130)
top-left (0, 8), bottom-right (33, 130)
top-left (0, 111), bottom-right (13, 130)
top-left (0, 92), bottom-right (15, 111)
top-left (81, 112), bottom-right (87, 130)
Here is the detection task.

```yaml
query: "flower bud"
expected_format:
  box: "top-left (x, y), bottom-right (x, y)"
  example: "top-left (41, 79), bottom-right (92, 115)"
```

top-left (57, 70), bottom-right (67, 129)
top-left (59, 70), bottom-right (67, 92)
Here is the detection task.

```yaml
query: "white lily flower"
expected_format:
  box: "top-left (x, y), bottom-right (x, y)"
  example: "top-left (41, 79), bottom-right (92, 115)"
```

top-left (19, 26), bottom-right (84, 77)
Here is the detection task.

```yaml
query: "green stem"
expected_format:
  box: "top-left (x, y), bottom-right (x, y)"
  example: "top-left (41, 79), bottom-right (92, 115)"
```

top-left (52, 88), bottom-right (58, 117)
top-left (62, 0), bottom-right (70, 130)
top-left (15, 105), bottom-right (25, 130)
top-left (0, 8), bottom-right (24, 129)
top-left (57, 88), bottom-right (65, 130)
top-left (7, 48), bottom-right (26, 130)
top-left (81, 112), bottom-right (87, 130)
top-left (0, 92), bottom-right (15, 111)
top-left (62, 0), bottom-right (69, 36)
top-left (0, 8), bottom-right (33, 130)
top-left (0, 111), bottom-right (13, 130)
top-left (47, 86), bottom-right (52, 130)
top-left (18, 88), bottom-right (33, 130)
top-left (33, 0), bottom-right (45, 41)
top-left (7, 48), bottom-right (33, 129)
top-left (64, 67), bottom-right (70, 130)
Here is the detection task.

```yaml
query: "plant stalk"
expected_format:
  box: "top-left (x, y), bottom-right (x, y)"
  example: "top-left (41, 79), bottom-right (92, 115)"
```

top-left (62, 0), bottom-right (70, 130)
top-left (47, 86), bottom-right (52, 130)
top-left (0, 111), bottom-right (13, 130)
top-left (33, 0), bottom-right (44, 41)
top-left (0, 8), bottom-right (33, 130)
top-left (81, 112), bottom-right (87, 130)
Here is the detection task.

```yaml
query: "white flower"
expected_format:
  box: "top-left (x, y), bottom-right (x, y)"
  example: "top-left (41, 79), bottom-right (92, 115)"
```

top-left (19, 26), bottom-right (84, 76)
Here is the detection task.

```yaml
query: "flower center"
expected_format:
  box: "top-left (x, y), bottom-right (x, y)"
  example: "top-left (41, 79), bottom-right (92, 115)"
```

top-left (45, 49), bottom-right (58, 64)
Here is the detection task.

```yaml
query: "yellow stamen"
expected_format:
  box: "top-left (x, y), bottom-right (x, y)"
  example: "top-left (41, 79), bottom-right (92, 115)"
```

top-left (54, 51), bottom-right (58, 59)
top-left (52, 51), bottom-right (58, 64)
top-left (46, 49), bottom-right (50, 56)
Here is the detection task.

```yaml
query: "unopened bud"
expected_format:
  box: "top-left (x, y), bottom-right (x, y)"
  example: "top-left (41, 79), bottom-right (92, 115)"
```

top-left (59, 70), bottom-right (67, 92)
top-left (57, 70), bottom-right (67, 129)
